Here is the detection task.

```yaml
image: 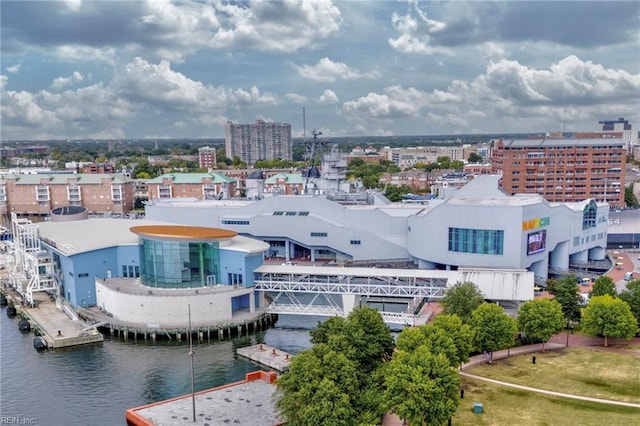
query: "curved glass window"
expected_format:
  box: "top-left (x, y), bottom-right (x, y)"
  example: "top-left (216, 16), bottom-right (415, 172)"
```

top-left (582, 199), bottom-right (597, 230)
top-left (139, 238), bottom-right (220, 288)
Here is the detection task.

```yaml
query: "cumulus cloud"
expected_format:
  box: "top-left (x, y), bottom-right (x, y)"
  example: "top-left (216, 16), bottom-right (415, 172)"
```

top-left (2, 0), bottom-right (342, 62)
top-left (1, 73), bottom-right (136, 140)
top-left (293, 57), bottom-right (381, 82)
top-left (342, 55), bottom-right (640, 133)
top-left (389, 1), bottom-right (639, 55)
top-left (113, 57), bottom-right (279, 112)
top-left (285, 93), bottom-right (308, 104)
top-left (6, 64), bottom-right (21, 74)
top-left (317, 89), bottom-right (339, 104)
top-left (51, 71), bottom-right (84, 90)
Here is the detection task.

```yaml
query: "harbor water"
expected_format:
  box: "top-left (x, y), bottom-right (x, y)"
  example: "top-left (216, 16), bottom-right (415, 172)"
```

top-left (0, 311), bottom-right (316, 425)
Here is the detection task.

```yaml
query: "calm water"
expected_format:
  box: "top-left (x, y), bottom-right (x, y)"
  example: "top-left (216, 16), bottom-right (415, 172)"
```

top-left (0, 311), bottom-right (316, 425)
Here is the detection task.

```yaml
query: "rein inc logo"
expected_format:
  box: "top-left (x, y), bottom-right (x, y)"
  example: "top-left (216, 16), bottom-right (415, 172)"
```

top-left (522, 216), bottom-right (550, 231)
top-left (0, 417), bottom-right (35, 425)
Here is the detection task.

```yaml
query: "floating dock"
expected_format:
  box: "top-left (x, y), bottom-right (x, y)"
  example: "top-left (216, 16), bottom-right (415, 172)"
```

top-left (236, 344), bottom-right (292, 372)
top-left (3, 290), bottom-right (103, 349)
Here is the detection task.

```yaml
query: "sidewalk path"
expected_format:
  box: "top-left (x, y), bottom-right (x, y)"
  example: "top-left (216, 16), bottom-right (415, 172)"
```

top-left (459, 371), bottom-right (640, 408)
top-left (461, 342), bottom-right (565, 369)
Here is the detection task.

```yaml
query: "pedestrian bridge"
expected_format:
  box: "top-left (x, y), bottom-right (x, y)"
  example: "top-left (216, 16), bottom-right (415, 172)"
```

top-left (253, 265), bottom-right (535, 326)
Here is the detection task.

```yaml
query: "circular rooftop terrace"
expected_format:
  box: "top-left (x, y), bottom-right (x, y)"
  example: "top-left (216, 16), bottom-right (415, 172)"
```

top-left (130, 225), bottom-right (237, 241)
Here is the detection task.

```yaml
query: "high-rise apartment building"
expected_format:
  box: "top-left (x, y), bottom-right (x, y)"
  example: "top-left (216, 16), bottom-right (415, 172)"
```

top-left (225, 120), bottom-right (292, 165)
top-left (492, 136), bottom-right (626, 207)
top-left (198, 146), bottom-right (218, 169)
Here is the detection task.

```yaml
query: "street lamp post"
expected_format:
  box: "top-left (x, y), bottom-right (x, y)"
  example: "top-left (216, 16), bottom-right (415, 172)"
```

top-left (566, 321), bottom-right (574, 347)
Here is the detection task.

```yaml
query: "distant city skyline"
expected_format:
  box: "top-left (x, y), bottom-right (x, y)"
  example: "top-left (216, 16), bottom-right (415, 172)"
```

top-left (1, 1), bottom-right (639, 141)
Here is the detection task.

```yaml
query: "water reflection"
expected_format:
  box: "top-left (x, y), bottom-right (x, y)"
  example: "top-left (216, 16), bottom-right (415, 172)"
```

top-left (0, 312), bottom-right (315, 425)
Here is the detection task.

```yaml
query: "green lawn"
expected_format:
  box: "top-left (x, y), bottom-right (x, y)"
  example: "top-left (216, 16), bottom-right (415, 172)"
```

top-left (465, 347), bottom-right (640, 403)
top-left (453, 377), bottom-right (640, 426)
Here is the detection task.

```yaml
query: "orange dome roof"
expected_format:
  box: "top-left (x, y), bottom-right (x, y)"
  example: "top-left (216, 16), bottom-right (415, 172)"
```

top-left (130, 225), bottom-right (237, 240)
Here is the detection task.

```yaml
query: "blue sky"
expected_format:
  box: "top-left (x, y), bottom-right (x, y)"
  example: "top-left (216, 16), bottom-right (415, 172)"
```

top-left (1, 0), bottom-right (639, 140)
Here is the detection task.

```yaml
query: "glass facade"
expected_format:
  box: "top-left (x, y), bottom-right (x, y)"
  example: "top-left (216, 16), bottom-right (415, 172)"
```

top-left (448, 227), bottom-right (504, 255)
top-left (582, 199), bottom-right (597, 229)
top-left (139, 238), bottom-right (221, 288)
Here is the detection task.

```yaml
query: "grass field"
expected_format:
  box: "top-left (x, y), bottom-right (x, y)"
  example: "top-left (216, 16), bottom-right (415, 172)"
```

top-left (453, 377), bottom-right (640, 426)
top-left (451, 347), bottom-right (640, 425)
top-left (466, 347), bottom-right (640, 402)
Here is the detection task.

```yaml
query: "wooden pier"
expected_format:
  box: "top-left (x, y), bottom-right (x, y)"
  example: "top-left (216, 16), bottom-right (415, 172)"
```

top-left (236, 344), bottom-right (292, 372)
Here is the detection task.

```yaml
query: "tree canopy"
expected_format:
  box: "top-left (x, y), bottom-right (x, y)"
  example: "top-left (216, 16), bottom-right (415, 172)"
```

top-left (620, 279), bottom-right (640, 329)
top-left (278, 307), bottom-right (395, 424)
top-left (589, 276), bottom-right (617, 299)
top-left (469, 303), bottom-right (517, 363)
top-left (441, 281), bottom-right (485, 324)
top-left (624, 183), bottom-right (639, 207)
top-left (310, 306), bottom-right (394, 375)
top-left (581, 295), bottom-right (638, 346)
top-left (547, 275), bottom-right (583, 322)
top-left (517, 298), bottom-right (565, 352)
top-left (276, 344), bottom-right (359, 425)
top-left (382, 346), bottom-right (460, 426)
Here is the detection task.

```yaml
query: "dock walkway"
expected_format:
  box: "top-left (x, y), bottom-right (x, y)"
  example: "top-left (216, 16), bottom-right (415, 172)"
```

top-left (236, 344), bottom-right (292, 372)
top-left (3, 289), bottom-right (103, 349)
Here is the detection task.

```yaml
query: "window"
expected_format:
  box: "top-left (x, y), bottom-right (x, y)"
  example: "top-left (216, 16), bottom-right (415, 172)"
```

top-left (448, 227), bottom-right (504, 255)
top-left (78, 273), bottom-right (89, 278)
top-left (285, 211), bottom-right (297, 216)
top-left (221, 220), bottom-right (250, 225)
top-left (122, 265), bottom-right (128, 277)
top-left (582, 200), bottom-right (597, 229)
top-left (350, 240), bottom-right (361, 245)
top-left (273, 211), bottom-right (284, 215)
top-left (310, 232), bottom-right (327, 237)
top-left (298, 211), bottom-right (310, 216)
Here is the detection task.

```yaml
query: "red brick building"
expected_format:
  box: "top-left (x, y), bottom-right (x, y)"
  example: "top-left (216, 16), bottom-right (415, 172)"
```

top-left (491, 136), bottom-right (626, 206)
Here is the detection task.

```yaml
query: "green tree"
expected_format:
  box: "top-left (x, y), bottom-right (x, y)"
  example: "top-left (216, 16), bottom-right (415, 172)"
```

top-left (450, 160), bottom-right (464, 170)
top-left (468, 152), bottom-right (483, 163)
top-left (382, 347), bottom-right (459, 426)
top-left (431, 314), bottom-right (474, 366)
top-left (625, 183), bottom-right (639, 207)
top-left (276, 344), bottom-right (358, 425)
top-left (436, 156), bottom-right (452, 169)
top-left (581, 295), bottom-right (638, 346)
top-left (331, 307), bottom-right (395, 374)
top-left (620, 279), bottom-right (640, 328)
top-left (305, 307), bottom-right (394, 422)
top-left (469, 303), bottom-right (517, 363)
top-left (232, 156), bottom-right (246, 168)
top-left (547, 275), bottom-right (582, 322)
top-left (441, 281), bottom-right (485, 324)
top-left (589, 276), bottom-right (617, 299)
top-left (517, 299), bottom-right (565, 352)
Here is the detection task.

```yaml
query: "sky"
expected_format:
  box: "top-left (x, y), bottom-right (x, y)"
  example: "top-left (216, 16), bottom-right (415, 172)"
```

top-left (1, 0), bottom-right (639, 141)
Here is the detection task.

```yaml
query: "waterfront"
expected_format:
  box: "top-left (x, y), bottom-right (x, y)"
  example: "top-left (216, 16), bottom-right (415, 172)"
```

top-left (0, 311), bottom-right (315, 425)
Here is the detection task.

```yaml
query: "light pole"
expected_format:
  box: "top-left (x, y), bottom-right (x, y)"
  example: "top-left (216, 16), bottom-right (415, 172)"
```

top-left (566, 320), bottom-right (573, 347)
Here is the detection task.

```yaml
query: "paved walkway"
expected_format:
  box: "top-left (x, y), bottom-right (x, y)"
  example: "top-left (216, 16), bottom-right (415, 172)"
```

top-left (459, 371), bottom-right (640, 408)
